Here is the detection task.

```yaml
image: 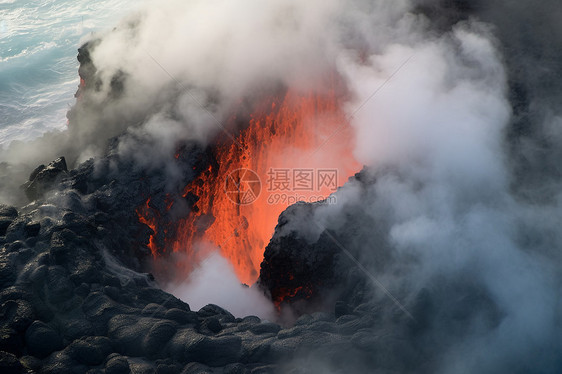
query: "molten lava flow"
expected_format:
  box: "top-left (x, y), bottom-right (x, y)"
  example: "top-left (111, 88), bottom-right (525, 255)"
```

top-left (136, 198), bottom-right (158, 257)
top-left (272, 286), bottom-right (314, 310)
top-left (174, 88), bottom-right (359, 285)
top-left (139, 84), bottom-right (360, 286)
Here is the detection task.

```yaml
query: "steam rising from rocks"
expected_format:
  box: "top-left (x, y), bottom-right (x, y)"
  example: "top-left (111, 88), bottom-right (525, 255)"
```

top-left (167, 251), bottom-right (276, 320)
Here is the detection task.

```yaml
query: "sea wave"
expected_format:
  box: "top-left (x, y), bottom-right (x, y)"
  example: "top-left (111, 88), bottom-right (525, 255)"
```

top-left (0, 0), bottom-right (142, 148)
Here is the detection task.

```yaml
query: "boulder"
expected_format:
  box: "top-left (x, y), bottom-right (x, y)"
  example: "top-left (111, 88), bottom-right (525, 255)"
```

top-left (25, 321), bottom-right (62, 358)
top-left (143, 320), bottom-right (177, 357)
top-left (164, 308), bottom-right (198, 325)
top-left (22, 157), bottom-right (68, 201)
top-left (223, 363), bottom-right (247, 374)
top-left (249, 323), bottom-right (281, 336)
top-left (67, 336), bottom-right (113, 366)
top-left (19, 355), bottom-right (41, 372)
top-left (0, 206), bottom-right (18, 219)
top-left (0, 328), bottom-right (23, 355)
top-left (105, 354), bottom-right (131, 374)
top-left (240, 338), bottom-right (273, 364)
top-left (180, 362), bottom-right (214, 374)
top-left (23, 222), bottom-right (41, 238)
top-left (0, 350), bottom-right (23, 374)
top-left (63, 319), bottom-right (95, 342)
top-left (141, 303), bottom-right (167, 318)
top-left (82, 292), bottom-right (137, 329)
top-left (46, 266), bottom-right (74, 305)
top-left (0, 218), bottom-right (13, 236)
top-left (108, 315), bottom-right (161, 357)
top-left (184, 335), bottom-right (242, 367)
top-left (197, 304), bottom-right (235, 323)
top-left (0, 299), bottom-right (34, 332)
top-left (202, 317), bottom-right (222, 334)
top-left (0, 260), bottom-right (16, 289)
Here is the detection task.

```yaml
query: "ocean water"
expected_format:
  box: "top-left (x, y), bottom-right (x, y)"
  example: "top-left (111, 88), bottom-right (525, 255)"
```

top-left (0, 0), bottom-right (138, 148)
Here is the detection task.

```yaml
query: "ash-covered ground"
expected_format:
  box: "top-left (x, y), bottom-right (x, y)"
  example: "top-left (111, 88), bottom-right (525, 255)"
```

top-left (1, 0), bottom-right (562, 373)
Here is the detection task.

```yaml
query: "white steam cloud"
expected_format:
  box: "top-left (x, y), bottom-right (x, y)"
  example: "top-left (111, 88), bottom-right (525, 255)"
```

top-left (166, 250), bottom-right (276, 320)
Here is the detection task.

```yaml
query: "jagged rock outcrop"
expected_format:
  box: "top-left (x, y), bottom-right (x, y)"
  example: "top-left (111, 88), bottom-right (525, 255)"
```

top-left (21, 157), bottom-right (68, 201)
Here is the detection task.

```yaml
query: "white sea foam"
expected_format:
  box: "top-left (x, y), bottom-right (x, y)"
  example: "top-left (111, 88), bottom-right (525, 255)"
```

top-left (0, 0), bottom-right (144, 148)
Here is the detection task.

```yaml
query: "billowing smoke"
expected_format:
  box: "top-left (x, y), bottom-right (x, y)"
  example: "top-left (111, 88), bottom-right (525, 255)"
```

top-left (283, 1), bottom-right (562, 373)
top-left (0, 0), bottom-right (349, 205)
top-left (69, 0), bottom-right (345, 163)
top-left (167, 250), bottom-right (276, 320)
top-left (1, 0), bottom-right (561, 372)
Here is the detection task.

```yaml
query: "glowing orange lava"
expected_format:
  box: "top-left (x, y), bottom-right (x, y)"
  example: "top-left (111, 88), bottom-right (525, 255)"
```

top-left (140, 83), bottom-right (360, 286)
top-left (272, 285), bottom-right (313, 310)
top-left (136, 198), bottom-right (158, 257)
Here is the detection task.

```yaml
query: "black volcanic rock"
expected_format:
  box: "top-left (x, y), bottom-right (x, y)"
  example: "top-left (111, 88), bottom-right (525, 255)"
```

top-left (0, 206), bottom-right (18, 219)
top-left (0, 299), bottom-right (34, 333)
top-left (23, 222), bottom-right (40, 238)
top-left (66, 336), bottom-right (113, 366)
top-left (198, 304), bottom-right (235, 322)
top-left (0, 219), bottom-right (13, 237)
top-left (63, 319), bottom-right (95, 342)
top-left (22, 157), bottom-right (68, 201)
top-left (0, 328), bottom-right (23, 356)
top-left (105, 354), bottom-right (131, 374)
top-left (0, 259), bottom-right (16, 289)
top-left (202, 316), bottom-right (222, 334)
top-left (142, 320), bottom-right (177, 357)
top-left (25, 321), bottom-right (63, 358)
top-left (45, 266), bottom-right (75, 305)
top-left (0, 351), bottom-right (23, 374)
top-left (249, 322), bottom-right (280, 336)
top-left (184, 334), bottom-right (243, 367)
top-left (257, 176), bottom-right (381, 312)
top-left (0, 206), bottom-right (17, 237)
top-left (164, 308), bottom-right (197, 325)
